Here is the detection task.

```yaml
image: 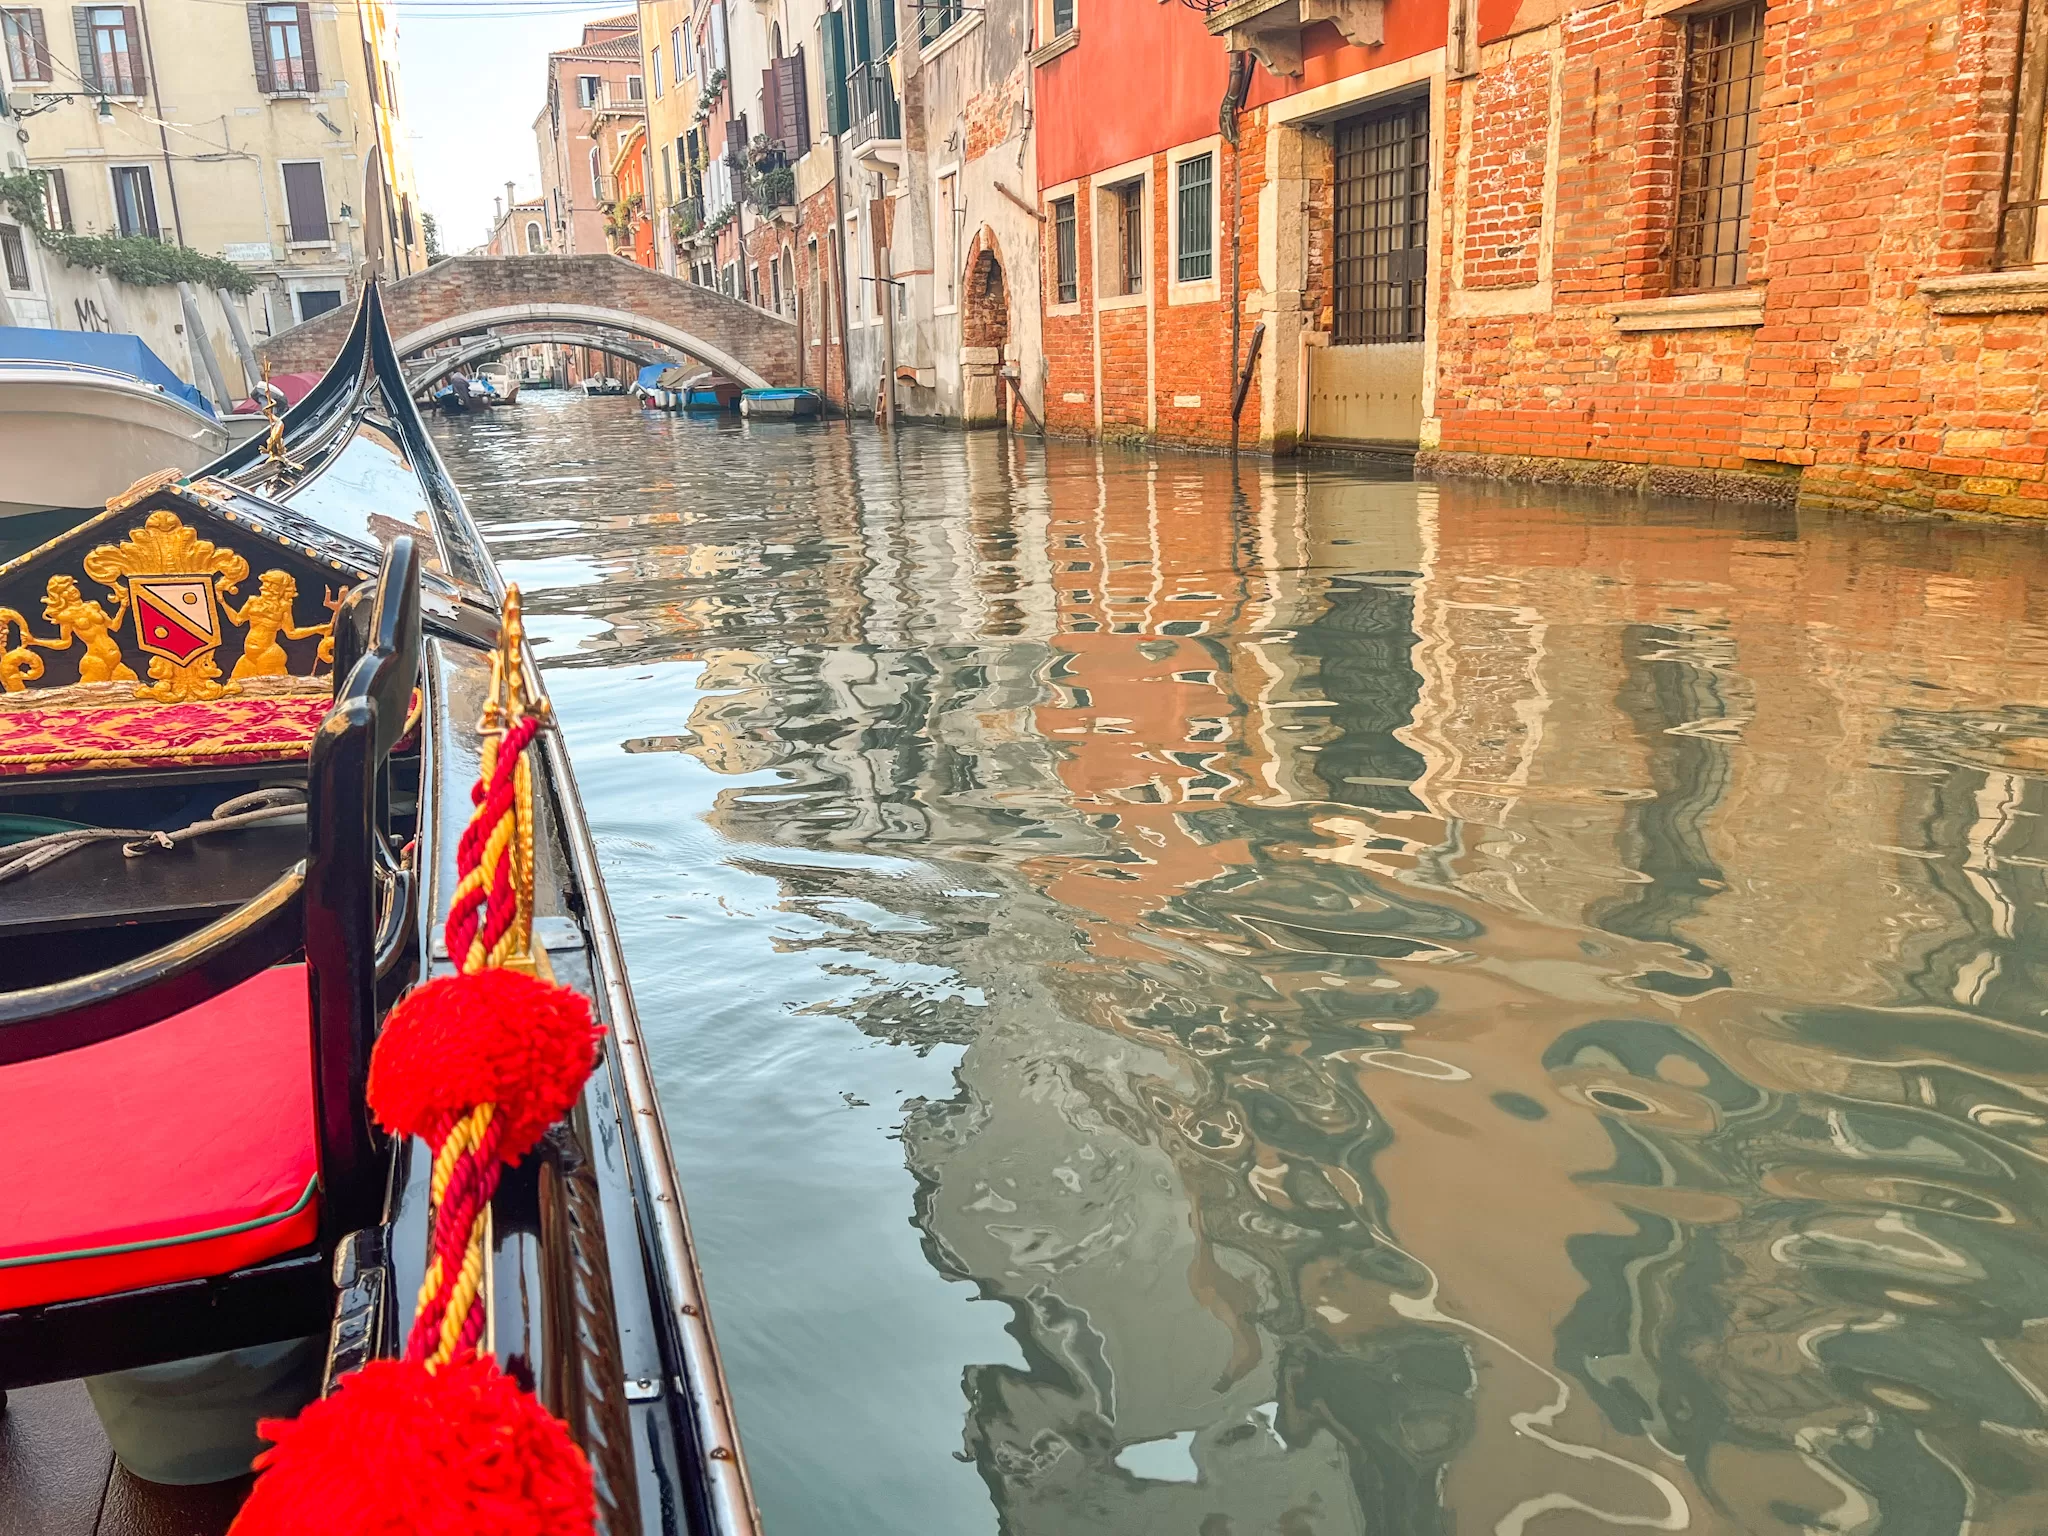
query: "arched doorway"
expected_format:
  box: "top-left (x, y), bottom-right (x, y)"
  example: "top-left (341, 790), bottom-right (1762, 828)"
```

top-left (960, 228), bottom-right (1009, 428)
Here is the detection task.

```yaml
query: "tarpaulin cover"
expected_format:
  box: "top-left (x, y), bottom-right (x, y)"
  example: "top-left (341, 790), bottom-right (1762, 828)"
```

top-left (636, 362), bottom-right (683, 391)
top-left (0, 326), bottom-right (215, 418)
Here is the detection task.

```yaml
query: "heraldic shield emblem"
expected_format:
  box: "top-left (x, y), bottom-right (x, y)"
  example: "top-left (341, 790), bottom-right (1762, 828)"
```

top-left (132, 577), bottom-right (223, 666)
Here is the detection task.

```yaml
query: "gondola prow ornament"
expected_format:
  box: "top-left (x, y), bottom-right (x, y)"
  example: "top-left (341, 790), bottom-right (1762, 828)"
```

top-left (231, 588), bottom-right (601, 1536)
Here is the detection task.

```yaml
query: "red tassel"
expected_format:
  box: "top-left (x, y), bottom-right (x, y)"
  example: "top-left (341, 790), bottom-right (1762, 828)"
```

top-left (230, 1356), bottom-right (594, 1536)
top-left (367, 969), bottom-right (602, 1162)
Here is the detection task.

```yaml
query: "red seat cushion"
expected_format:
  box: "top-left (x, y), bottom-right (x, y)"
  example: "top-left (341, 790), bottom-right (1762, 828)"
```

top-left (0, 965), bottom-right (319, 1310)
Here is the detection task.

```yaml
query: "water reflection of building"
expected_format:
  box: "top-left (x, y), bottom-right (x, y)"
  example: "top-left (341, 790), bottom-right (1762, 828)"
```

top-left (635, 435), bottom-right (2048, 1534)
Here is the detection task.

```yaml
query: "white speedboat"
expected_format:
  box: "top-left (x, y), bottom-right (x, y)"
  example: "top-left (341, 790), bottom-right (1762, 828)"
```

top-left (0, 329), bottom-right (228, 518)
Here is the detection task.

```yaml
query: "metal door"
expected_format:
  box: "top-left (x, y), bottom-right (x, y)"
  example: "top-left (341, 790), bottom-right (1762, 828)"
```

top-left (1311, 98), bottom-right (1428, 447)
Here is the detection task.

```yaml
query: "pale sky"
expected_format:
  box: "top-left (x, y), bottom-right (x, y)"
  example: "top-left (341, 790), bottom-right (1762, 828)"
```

top-left (394, 0), bottom-right (631, 252)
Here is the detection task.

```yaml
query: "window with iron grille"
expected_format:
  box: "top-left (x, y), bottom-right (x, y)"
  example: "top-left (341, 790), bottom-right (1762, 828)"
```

top-left (2000, 0), bottom-right (2048, 266)
top-left (1671, 2), bottom-right (1764, 292)
top-left (1053, 196), bottom-right (1077, 303)
top-left (1175, 153), bottom-right (1212, 282)
top-left (2, 9), bottom-right (50, 82)
top-left (1, 225), bottom-right (30, 291)
top-left (1331, 99), bottom-right (1429, 344)
top-left (1112, 179), bottom-right (1142, 295)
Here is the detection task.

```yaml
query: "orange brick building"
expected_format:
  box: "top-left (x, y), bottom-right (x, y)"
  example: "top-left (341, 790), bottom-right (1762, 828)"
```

top-left (1428, 0), bottom-right (2048, 520)
top-left (1033, 0), bottom-right (2048, 522)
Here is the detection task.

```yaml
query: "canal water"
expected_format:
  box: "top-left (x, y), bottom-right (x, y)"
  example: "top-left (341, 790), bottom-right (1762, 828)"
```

top-left (434, 390), bottom-right (2048, 1536)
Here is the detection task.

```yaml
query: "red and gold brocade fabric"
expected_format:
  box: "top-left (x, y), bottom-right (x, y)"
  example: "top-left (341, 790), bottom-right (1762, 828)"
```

top-left (0, 679), bottom-right (332, 778)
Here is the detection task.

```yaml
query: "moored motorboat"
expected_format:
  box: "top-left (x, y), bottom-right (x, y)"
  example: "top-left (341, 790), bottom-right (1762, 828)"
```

top-left (0, 328), bottom-right (230, 518)
top-left (739, 387), bottom-right (821, 420)
top-left (474, 364), bottom-right (521, 405)
top-left (0, 285), bottom-right (759, 1535)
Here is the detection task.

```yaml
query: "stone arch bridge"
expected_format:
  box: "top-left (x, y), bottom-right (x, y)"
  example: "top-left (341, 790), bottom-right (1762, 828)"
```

top-left (259, 256), bottom-right (798, 390)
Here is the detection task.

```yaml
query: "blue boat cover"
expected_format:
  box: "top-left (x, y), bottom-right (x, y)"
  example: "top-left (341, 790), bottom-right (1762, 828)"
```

top-left (742, 388), bottom-right (819, 400)
top-left (636, 362), bottom-right (682, 390)
top-left (0, 327), bottom-right (215, 418)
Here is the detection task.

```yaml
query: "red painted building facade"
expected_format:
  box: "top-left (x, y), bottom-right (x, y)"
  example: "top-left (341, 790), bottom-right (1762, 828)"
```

top-left (1034, 0), bottom-right (2048, 522)
top-left (1033, 0), bottom-right (1463, 450)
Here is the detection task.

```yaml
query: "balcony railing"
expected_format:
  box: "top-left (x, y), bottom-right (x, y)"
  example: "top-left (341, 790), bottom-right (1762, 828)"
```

top-left (846, 59), bottom-right (901, 148)
top-left (594, 173), bottom-right (620, 204)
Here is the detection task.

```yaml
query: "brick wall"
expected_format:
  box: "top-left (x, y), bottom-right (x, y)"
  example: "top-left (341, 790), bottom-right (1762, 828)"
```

top-left (1036, 134), bottom-right (1266, 450)
top-left (794, 182), bottom-right (848, 410)
top-left (1427, 0), bottom-right (2048, 520)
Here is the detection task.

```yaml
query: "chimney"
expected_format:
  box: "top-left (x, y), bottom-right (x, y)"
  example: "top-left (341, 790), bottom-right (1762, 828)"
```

top-left (494, 195), bottom-right (504, 224)
top-left (506, 180), bottom-right (517, 213)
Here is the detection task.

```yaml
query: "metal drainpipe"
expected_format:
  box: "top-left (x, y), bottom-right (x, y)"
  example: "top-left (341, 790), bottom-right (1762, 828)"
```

top-left (134, 0), bottom-right (185, 244)
top-left (1222, 50), bottom-right (1248, 459)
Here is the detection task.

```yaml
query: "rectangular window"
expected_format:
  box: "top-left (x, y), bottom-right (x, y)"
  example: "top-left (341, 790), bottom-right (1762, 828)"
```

top-left (2, 8), bottom-right (51, 81)
top-left (627, 73), bottom-right (643, 100)
top-left (672, 25), bottom-right (682, 79)
top-left (80, 5), bottom-right (143, 95)
top-left (577, 73), bottom-right (598, 106)
top-left (110, 163), bottom-right (156, 237)
top-left (1671, 2), bottom-right (1764, 291)
top-left (1, 224), bottom-right (30, 290)
top-left (281, 159), bottom-right (327, 243)
top-left (1053, 195), bottom-right (1076, 304)
top-left (1113, 179), bottom-right (1143, 295)
top-left (1051, 0), bottom-right (1073, 38)
top-left (921, 0), bottom-right (961, 45)
top-left (1331, 99), bottom-right (1429, 344)
top-left (250, 2), bottom-right (315, 92)
top-left (651, 48), bottom-right (662, 96)
top-left (660, 144), bottom-right (672, 204)
top-left (1175, 152), bottom-right (1212, 282)
top-left (38, 166), bottom-right (69, 232)
top-left (296, 287), bottom-right (342, 321)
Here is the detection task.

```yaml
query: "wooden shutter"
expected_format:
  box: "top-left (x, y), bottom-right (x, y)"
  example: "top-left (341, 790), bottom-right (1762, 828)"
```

top-left (725, 115), bottom-right (747, 168)
top-left (771, 53), bottom-right (808, 156)
top-left (246, 2), bottom-right (271, 91)
top-left (12, 10), bottom-right (53, 81)
top-left (44, 166), bottom-right (70, 231)
top-left (282, 160), bottom-right (326, 242)
top-left (118, 6), bottom-right (143, 94)
top-left (294, 3), bottom-right (317, 91)
top-left (71, 6), bottom-right (97, 89)
top-left (761, 66), bottom-right (784, 150)
top-left (818, 11), bottom-right (847, 135)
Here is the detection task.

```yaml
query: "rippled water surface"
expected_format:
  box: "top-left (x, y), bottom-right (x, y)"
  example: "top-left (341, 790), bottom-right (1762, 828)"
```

top-left (434, 390), bottom-right (2048, 1536)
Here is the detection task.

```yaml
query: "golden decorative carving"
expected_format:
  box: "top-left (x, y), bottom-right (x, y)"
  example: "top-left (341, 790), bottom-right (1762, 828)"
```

top-left (83, 510), bottom-right (252, 704)
top-left (0, 610), bottom-right (46, 693)
top-left (105, 468), bottom-right (188, 514)
top-left (34, 576), bottom-right (137, 685)
top-left (224, 571), bottom-right (336, 681)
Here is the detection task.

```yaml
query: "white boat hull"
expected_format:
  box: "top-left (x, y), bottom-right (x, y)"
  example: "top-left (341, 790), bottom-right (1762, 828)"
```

top-left (0, 368), bottom-right (229, 518)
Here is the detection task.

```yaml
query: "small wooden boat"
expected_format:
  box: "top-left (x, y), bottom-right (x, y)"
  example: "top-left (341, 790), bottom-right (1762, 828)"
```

top-left (0, 285), bottom-right (759, 1535)
top-left (0, 328), bottom-right (230, 518)
top-left (580, 375), bottom-right (626, 397)
top-left (738, 387), bottom-right (820, 420)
